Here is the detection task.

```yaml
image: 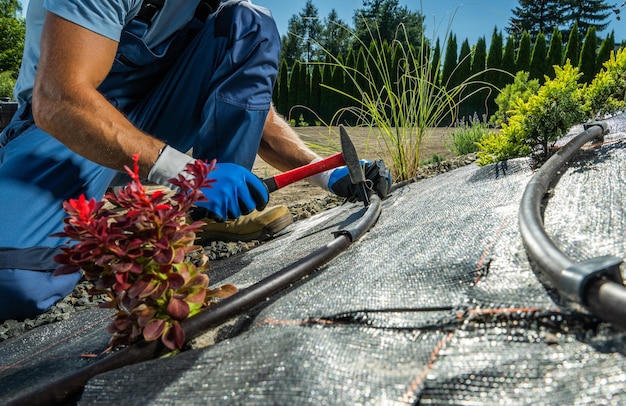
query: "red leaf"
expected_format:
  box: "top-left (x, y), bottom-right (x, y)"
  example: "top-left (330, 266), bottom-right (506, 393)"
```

top-left (167, 272), bottom-right (186, 290)
top-left (53, 264), bottom-right (81, 276)
top-left (166, 297), bottom-right (190, 320)
top-left (208, 283), bottom-right (238, 299)
top-left (143, 318), bottom-right (166, 342)
top-left (162, 320), bottom-right (185, 350)
top-left (153, 247), bottom-right (174, 265)
top-left (114, 273), bottom-right (132, 291)
top-left (106, 316), bottom-right (132, 334)
top-left (185, 288), bottom-right (207, 304)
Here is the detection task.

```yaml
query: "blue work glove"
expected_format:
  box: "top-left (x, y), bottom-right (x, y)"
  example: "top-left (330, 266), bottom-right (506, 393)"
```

top-left (328, 159), bottom-right (392, 201)
top-left (192, 163), bottom-right (269, 222)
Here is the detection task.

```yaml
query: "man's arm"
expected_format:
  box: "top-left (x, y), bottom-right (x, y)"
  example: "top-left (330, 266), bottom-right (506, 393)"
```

top-left (257, 106), bottom-right (320, 172)
top-left (32, 12), bottom-right (164, 178)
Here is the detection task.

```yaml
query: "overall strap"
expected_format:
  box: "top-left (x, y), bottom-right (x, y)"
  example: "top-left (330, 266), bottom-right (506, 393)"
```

top-left (135, 0), bottom-right (221, 26)
top-left (135, 0), bottom-right (166, 25)
top-left (195, 0), bottom-right (222, 21)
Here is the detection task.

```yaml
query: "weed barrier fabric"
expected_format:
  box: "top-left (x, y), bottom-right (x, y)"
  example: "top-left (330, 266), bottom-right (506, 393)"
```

top-left (4, 115), bottom-right (626, 404)
top-left (0, 308), bottom-right (112, 402)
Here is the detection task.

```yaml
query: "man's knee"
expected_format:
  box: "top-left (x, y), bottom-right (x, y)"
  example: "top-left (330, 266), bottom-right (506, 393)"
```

top-left (0, 269), bottom-right (81, 321)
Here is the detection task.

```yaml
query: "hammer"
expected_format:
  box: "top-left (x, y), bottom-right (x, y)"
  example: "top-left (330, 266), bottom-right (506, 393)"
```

top-left (261, 125), bottom-right (366, 195)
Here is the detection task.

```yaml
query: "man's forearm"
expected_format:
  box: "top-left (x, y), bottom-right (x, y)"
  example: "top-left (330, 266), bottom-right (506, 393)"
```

top-left (32, 83), bottom-right (164, 179)
top-left (258, 107), bottom-right (319, 172)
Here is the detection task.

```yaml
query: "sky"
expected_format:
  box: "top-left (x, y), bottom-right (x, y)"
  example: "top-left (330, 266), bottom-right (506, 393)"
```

top-left (19, 0), bottom-right (626, 45)
top-left (253, 0), bottom-right (626, 45)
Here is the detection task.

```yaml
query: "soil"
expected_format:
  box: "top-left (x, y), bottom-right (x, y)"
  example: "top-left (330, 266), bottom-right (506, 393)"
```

top-left (252, 126), bottom-right (455, 207)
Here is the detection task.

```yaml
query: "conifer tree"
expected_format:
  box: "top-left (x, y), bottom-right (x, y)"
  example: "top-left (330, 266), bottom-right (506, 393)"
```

top-left (562, 0), bottom-right (614, 36)
top-left (501, 36), bottom-right (517, 85)
top-left (440, 34), bottom-right (458, 89)
top-left (309, 64), bottom-right (322, 124)
top-left (530, 32), bottom-right (548, 82)
top-left (485, 28), bottom-right (504, 88)
top-left (469, 36), bottom-right (488, 117)
top-left (578, 25), bottom-right (598, 84)
top-left (516, 31), bottom-right (532, 72)
top-left (456, 39), bottom-right (472, 118)
top-left (456, 39), bottom-right (472, 87)
top-left (547, 26), bottom-right (563, 78)
top-left (564, 22), bottom-right (580, 66)
top-left (287, 61), bottom-right (301, 120)
top-left (319, 9), bottom-right (351, 59)
top-left (353, 0), bottom-right (424, 50)
top-left (507, 0), bottom-right (563, 41)
top-left (320, 64), bottom-right (333, 123)
top-left (430, 39), bottom-right (442, 86)
top-left (595, 31), bottom-right (615, 74)
top-left (330, 55), bottom-right (346, 124)
top-left (275, 59), bottom-right (290, 116)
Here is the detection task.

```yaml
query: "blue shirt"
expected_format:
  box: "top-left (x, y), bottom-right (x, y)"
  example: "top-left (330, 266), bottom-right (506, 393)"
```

top-left (14, 0), bottom-right (203, 105)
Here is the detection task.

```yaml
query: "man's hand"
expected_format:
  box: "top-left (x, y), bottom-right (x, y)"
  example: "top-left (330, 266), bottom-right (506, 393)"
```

top-left (327, 159), bottom-right (392, 201)
top-left (192, 163), bottom-right (269, 222)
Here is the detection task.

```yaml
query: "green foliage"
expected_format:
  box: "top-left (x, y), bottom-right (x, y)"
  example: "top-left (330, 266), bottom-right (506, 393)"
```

top-left (546, 27), bottom-right (563, 78)
top-left (448, 113), bottom-right (490, 156)
top-left (485, 28), bottom-right (503, 89)
top-left (478, 62), bottom-right (585, 165)
top-left (440, 34), bottom-right (457, 88)
top-left (507, 0), bottom-right (563, 41)
top-left (421, 153), bottom-right (445, 165)
top-left (0, 70), bottom-right (15, 98)
top-left (275, 59), bottom-right (289, 116)
top-left (490, 71), bottom-right (540, 127)
top-left (578, 26), bottom-right (597, 84)
top-left (583, 47), bottom-right (626, 118)
top-left (516, 31), bottom-right (531, 72)
top-left (501, 36), bottom-right (516, 84)
top-left (0, 16), bottom-right (24, 73)
top-left (0, 0), bottom-right (20, 18)
top-left (318, 18), bottom-right (490, 181)
top-left (529, 32), bottom-right (548, 83)
top-left (595, 31), bottom-right (614, 75)
top-left (564, 22), bottom-right (580, 66)
top-left (476, 131), bottom-right (528, 166)
top-left (353, 0), bottom-right (424, 50)
top-left (519, 63), bottom-right (585, 155)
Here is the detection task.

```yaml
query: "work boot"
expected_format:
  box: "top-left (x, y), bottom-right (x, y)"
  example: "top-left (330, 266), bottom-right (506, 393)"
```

top-left (196, 205), bottom-right (293, 243)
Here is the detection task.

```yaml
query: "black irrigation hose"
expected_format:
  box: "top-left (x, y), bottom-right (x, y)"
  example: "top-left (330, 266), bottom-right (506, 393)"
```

top-left (9, 195), bottom-right (382, 406)
top-left (518, 122), bottom-right (626, 329)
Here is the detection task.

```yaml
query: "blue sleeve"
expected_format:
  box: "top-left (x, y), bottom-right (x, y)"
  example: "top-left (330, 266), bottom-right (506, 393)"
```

top-left (43, 0), bottom-right (140, 41)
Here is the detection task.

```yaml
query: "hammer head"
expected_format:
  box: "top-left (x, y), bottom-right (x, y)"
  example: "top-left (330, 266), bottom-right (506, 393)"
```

top-left (339, 125), bottom-right (365, 184)
top-left (339, 125), bottom-right (370, 205)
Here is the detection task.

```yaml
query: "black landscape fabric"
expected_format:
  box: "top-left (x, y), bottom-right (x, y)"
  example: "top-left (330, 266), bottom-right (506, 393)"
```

top-left (2, 115), bottom-right (626, 404)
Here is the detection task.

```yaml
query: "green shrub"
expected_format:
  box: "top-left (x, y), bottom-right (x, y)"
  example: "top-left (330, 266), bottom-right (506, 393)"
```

top-left (583, 47), bottom-right (626, 119)
top-left (421, 153), bottom-right (445, 165)
top-left (448, 113), bottom-right (490, 156)
top-left (476, 131), bottom-right (528, 166)
top-left (490, 71), bottom-right (540, 127)
top-left (477, 62), bottom-right (585, 165)
top-left (0, 70), bottom-right (16, 99)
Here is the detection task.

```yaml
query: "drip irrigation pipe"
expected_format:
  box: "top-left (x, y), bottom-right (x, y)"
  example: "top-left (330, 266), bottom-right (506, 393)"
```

top-left (518, 122), bottom-right (626, 328)
top-left (8, 195), bottom-right (382, 406)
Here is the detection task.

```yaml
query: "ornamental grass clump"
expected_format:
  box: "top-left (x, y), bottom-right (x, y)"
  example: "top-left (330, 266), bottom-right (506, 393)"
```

top-left (316, 18), bottom-right (493, 181)
top-left (53, 154), bottom-right (236, 350)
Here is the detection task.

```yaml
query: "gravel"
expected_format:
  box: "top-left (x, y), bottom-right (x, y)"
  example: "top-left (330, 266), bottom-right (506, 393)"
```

top-left (0, 154), bottom-right (476, 343)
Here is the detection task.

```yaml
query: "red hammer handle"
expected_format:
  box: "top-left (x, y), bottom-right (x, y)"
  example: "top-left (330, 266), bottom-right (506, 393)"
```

top-left (262, 152), bottom-right (345, 192)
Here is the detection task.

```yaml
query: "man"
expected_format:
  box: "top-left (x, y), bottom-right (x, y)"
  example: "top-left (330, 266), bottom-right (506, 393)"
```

top-left (0, 0), bottom-right (391, 321)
